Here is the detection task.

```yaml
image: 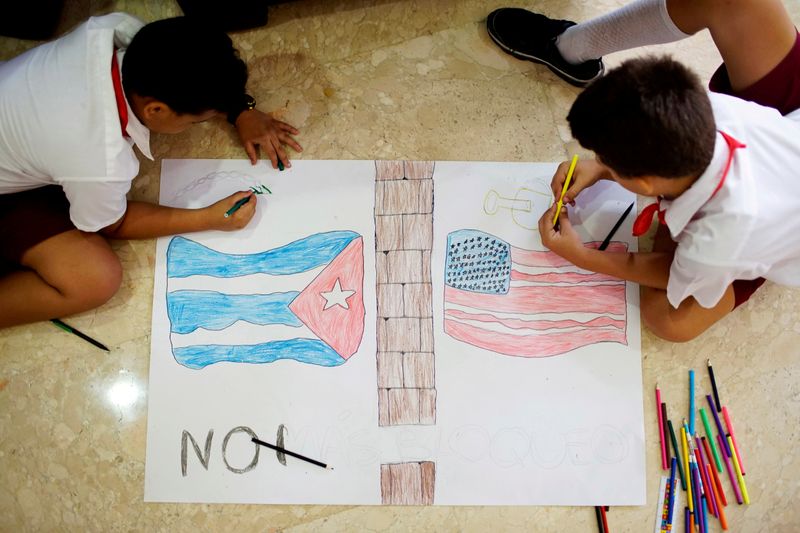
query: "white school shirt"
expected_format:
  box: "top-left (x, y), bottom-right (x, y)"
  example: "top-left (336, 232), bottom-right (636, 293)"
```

top-left (660, 92), bottom-right (800, 309)
top-left (0, 12), bottom-right (153, 232)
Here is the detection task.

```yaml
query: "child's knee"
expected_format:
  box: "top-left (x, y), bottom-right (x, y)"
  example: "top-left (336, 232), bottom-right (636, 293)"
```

top-left (640, 287), bottom-right (700, 343)
top-left (80, 252), bottom-right (122, 307)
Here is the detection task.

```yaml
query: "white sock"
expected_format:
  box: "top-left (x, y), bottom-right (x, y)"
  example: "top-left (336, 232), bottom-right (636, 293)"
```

top-left (555, 0), bottom-right (691, 64)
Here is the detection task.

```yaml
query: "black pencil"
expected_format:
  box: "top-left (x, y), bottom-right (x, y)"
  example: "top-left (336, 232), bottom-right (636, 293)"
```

top-left (50, 319), bottom-right (109, 352)
top-left (595, 506), bottom-right (605, 533)
top-left (251, 437), bottom-right (331, 470)
top-left (598, 202), bottom-right (635, 251)
top-left (707, 359), bottom-right (722, 413)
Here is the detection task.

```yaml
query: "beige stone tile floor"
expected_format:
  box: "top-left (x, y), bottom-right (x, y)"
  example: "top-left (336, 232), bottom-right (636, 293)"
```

top-left (1, 0), bottom-right (799, 531)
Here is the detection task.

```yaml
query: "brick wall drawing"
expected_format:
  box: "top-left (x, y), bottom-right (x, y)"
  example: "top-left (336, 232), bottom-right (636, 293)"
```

top-left (374, 160), bottom-right (436, 426)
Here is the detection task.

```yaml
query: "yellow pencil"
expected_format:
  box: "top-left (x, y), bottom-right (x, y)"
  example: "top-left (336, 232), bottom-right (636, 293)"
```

top-left (728, 435), bottom-right (750, 504)
top-left (682, 426), bottom-right (693, 513)
top-left (552, 154), bottom-right (579, 225)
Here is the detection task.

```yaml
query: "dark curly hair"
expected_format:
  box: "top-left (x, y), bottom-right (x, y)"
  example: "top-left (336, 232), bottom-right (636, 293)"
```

top-left (568, 56), bottom-right (716, 179)
top-left (121, 17), bottom-right (248, 115)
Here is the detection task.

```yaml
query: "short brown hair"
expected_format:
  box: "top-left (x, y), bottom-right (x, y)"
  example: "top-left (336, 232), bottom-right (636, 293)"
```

top-left (567, 56), bottom-right (716, 178)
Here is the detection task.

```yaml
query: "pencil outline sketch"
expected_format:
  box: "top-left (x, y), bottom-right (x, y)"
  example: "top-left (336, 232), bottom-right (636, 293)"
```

top-left (443, 229), bottom-right (628, 358)
top-left (483, 180), bottom-right (552, 230)
top-left (165, 231), bottom-right (365, 369)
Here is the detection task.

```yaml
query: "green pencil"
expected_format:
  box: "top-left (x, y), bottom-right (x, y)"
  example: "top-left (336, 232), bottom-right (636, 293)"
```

top-left (50, 319), bottom-right (109, 352)
top-left (224, 195), bottom-right (252, 218)
top-left (700, 407), bottom-right (723, 472)
top-left (667, 419), bottom-right (687, 491)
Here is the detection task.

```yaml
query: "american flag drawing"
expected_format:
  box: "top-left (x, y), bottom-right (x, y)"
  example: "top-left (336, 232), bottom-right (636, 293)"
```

top-left (165, 230), bottom-right (365, 369)
top-left (444, 229), bottom-right (627, 357)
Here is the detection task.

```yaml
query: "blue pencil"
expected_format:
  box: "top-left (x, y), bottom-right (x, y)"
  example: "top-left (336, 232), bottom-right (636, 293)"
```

top-left (689, 369), bottom-right (696, 436)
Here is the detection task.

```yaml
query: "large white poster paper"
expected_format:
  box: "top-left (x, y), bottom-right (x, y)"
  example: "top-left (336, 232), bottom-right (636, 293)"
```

top-left (430, 162), bottom-right (644, 505)
top-left (145, 159), bottom-right (644, 505)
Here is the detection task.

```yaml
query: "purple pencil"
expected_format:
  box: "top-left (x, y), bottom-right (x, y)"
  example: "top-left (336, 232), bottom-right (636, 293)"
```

top-left (685, 507), bottom-right (690, 533)
top-left (707, 395), bottom-right (732, 456)
top-left (718, 432), bottom-right (743, 504)
top-left (695, 437), bottom-right (718, 518)
top-left (693, 466), bottom-right (706, 533)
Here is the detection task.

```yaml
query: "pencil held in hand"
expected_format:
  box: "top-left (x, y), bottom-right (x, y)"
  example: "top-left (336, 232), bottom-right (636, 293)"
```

top-left (553, 155), bottom-right (578, 225)
top-left (224, 194), bottom-right (252, 218)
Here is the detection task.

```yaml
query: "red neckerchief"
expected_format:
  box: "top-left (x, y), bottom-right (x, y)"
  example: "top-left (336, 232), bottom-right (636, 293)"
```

top-left (111, 50), bottom-right (129, 137)
top-left (632, 131), bottom-right (746, 236)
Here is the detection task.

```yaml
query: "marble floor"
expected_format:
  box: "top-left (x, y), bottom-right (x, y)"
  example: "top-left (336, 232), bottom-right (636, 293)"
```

top-left (1, 0), bottom-right (799, 531)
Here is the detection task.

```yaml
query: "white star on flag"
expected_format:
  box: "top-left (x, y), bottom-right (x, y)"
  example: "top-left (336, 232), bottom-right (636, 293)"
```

top-left (321, 279), bottom-right (356, 310)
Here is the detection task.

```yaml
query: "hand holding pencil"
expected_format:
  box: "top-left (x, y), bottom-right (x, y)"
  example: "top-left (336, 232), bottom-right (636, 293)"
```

top-left (549, 157), bottom-right (610, 208)
top-left (210, 190), bottom-right (258, 230)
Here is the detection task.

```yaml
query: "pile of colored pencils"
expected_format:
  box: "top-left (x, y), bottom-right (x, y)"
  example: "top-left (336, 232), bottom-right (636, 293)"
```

top-left (654, 360), bottom-right (748, 533)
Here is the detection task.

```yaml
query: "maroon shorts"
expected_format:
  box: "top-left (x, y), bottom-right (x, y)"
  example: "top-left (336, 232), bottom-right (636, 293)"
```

top-left (708, 30), bottom-right (800, 307)
top-left (0, 185), bottom-right (75, 275)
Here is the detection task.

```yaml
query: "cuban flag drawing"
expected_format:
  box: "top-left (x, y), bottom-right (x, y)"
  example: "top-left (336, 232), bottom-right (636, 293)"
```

top-left (444, 229), bottom-right (627, 358)
top-left (165, 230), bottom-right (364, 369)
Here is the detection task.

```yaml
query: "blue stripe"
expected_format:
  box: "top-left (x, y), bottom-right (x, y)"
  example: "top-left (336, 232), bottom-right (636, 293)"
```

top-left (173, 339), bottom-right (345, 369)
top-left (167, 290), bottom-right (301, 334)
top-left (167, 231), bottom-right (358, 278)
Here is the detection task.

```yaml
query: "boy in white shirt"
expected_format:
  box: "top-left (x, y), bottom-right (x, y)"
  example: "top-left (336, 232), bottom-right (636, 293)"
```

top-left (0, 14), bottom-right (302, 328)
top-left (509, 1), bottom-right (800, 340)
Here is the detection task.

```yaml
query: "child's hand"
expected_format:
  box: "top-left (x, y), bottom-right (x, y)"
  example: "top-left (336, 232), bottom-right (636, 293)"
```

top-left (206, 191), bottom-right (258, 231)
top-left (538, 204), bottom-right (584, 263)
top-left (550, 158), bottom-right (610, 206)
top-left (235, 109), bottom-right (303, 168)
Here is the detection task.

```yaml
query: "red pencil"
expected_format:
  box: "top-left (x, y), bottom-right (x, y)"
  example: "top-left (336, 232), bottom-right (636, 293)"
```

top-left (701, 436), bottom-right (727, 506)
top-left (600, 506), bottom-right (609, 532)
top-left (656, 385), bottom-right (667, 470)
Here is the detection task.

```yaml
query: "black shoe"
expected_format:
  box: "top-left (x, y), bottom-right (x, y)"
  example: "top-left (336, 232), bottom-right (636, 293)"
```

top-left (486, 7), bottom-right (604, 87)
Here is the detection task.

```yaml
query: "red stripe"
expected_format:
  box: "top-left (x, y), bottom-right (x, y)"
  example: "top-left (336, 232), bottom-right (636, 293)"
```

top-left (510, 269), bottom-right (621, 284)
top-left (444, 309), bottom-right (625, 331)
top-left (444, 284), bottom-right (626, 315)
top-left (511, 241), bottom-right (628, 268)
top-left (444, 319), bottom-right (627, 358)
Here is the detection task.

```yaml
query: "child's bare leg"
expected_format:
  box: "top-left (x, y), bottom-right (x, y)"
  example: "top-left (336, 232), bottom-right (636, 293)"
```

top-left (640, 224), bottom-right (734, 341)
top-left (668, 0), bottom-right (797, 90)
top-left (641, 285), bottom-right (735, 342)
top-left (0, 230), bottom-right (122, 328)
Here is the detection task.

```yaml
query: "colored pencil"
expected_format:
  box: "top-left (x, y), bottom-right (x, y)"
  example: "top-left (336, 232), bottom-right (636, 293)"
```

top-left (722, 406), bottom-right (746, 475)
top-left (661, 402), bottom-right (670, 466)
top-left (553, 155), bottom-right (578, 225)
top-left (689, 370), bottom-right (696, 435)
top-left (708, 359), bottom-right (721, 413)
top-left (695, 440), bottom-right (718, 518)
top-left (699, 407), bottom-right (723, 472)
top-left (600, 505), bottom-right (609, 532)
top-left (707, 463), bottom-right (728, 530)
top-left (684, 507), bottom-right (690, 533)
top-left (598, 202), bottom-right (634, 251)
top-left (718, 433), bottom-right (743, 504)
top-left (251, 437), bottom-right (331, 470)
top-left (50, 319), bottom-right (109, 352)
top-left (707, 395), bottom-right (732, 457)
top-left (656, 386), bottom-right (667, 470)
top-left (691, 464), bottom-right (703, 533)
top-left (701, 436), bottom-right (727, 506)
top-left (667, 420), bottom-right (687, 490)
top-left (682, 426), bottom-right (693, 513)
top-left (224, 194), bottom-right (252, 218)
top-left (728, 435), bottom-right (749, 504)
top-left (667, 457), bottom-right (677, 527)
top-left (595, 506), bottom-right (605, 533)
